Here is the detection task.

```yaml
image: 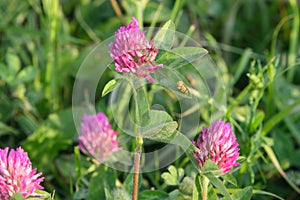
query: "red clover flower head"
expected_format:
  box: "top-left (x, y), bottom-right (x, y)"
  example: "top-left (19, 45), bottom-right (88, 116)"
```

top-left (0, 147), bottom-right (44, 199)
top-left (193, 119), bottom-right (240, 174)
top-left (78, 113), bottom-right (122, 162)
top-left (109, 17), bottom-right (163, 82)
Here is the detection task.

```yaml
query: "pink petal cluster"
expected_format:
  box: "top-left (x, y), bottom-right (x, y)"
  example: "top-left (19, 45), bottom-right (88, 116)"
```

top-left (78, 113), bottom-right (122, 162)
top-left (193, 120), bottom-right (240, 174)
top-left (109, 17), bottom-right (163, 82)
top-left (0, 147), bottom-right (44, 199)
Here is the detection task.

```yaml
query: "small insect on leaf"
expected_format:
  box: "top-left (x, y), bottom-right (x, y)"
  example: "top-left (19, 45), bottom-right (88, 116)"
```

top-left (176, 81), bottom-right (189, 94)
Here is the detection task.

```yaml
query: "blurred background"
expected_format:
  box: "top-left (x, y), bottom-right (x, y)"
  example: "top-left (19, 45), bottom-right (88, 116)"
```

top-left (0, 0), bottom-right (299, 199)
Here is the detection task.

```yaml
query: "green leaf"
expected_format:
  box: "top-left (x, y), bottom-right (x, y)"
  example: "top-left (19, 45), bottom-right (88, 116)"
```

top-left (74, 146), bottom-right (81, 181)
top-left (253, 189), bottom-right (284, 200)
top-left (153, 20), bottom-right (175, 50)
top-left (16, 114), bottom-right (38, 135)
top-left (87, 165), bottom-right (116, 200)
top-left (138, 190), bottom-right (169, 200)
top-left (0, 90), bottom-right (14, 121)
top-left (249, 110), bottom-right (265, 132)
top-left (152, 67), bottom-right (193, 99)
top-left (12, 193), bottom-right (26, 200)
top-left (110, 79), bottom-right (133, 131)
top-left (193, 174), bottom-right (201, 200)
top-left (104, 187), bottom-right (112, 200)
top-left (25, 190), bottom-right (53, 200)
top-left (170, 130), bottom-right (197, 150)
top-left (13, 190), bottom-right (53, 200)
top-left (179, 176), bottom-right (194, 195)
top-left (55, 155), bottom-right (78, 186)
top-left (201, 160), bottom-right (222, 176)
top-left (6, 52), bottom-right (21, 75)
top-left (232, 48), bottom-right (252, 86)
top-left (0, 62), bottom-right (13, 83)
top-left (168, 189), bottom-right (180, 200)
top-left (206, 173), bottom-right (233, 200)
top-left (22, 108), bottom-right (80, 169)
top-left (102, 79), bottom-right (119, 97)
top-left (115, 76), bottom-right (150, 128)
top-left (207, 184), bottom-right (219, 200)
top-left (161, 165), bottom-right (184, 186)
top-left (14, 66), bottom-right (39, 85)
top-left (140, 110), bottom-right (178, 143)
top-left (267, 63), bottom-right (276, 83)
top-left (144, 2), bottom-right (172, 27)
top-left (88, 166), bottom-right (106, 199)
top-left (193, 174), bottom-right (220, 200)
top-left (222, 173), bottom-right (237, 187)
top-left (0, 121), bottom-right (18, 136)
top-left (231, 186), bottom-right (252, 200)
top-left (73, 188), bottom-right (89, 200)
top-left (263, 144), bottom-right (300, 195)
top-left (12, 84), bottom-right (26, 99)
top-left (111, 188), bottom-right (131, 200)
top-left (156, 47), bottom-right (208, 68)
top-left (261, 99), bottom-right (300, 136)
top-left (31, 190), bottom-right (52, 197)
top-left (133, 82), bottom-right (150, 126)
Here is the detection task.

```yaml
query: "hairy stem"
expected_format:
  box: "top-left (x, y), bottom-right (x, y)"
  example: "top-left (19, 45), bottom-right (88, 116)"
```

top-left (132, 137), bottom-right (143, 200)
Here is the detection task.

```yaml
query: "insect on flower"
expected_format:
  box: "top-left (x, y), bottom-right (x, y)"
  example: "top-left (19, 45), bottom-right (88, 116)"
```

top-left (176, 80), bottom-right (189, 94)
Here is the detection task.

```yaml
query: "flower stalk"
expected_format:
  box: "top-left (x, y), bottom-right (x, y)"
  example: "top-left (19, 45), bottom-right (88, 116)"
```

top-left (202, 175), bottom-right (209, 200)
top-left (132, 137), bottom-right (143, 200)
top-left (109, 16), bottom-right (161, 200)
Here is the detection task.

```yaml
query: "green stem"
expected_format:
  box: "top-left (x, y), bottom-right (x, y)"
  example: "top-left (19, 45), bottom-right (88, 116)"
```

top-left (226, 84), bottom-right (251, 118)
top-left (202, 175), bottom-right (209, 200)
top-left (43, 0), bottom-right (60, 111)
top-left (287, 0), bottom-right (299, 82)
top-left (170, 0), bottom-right (183, 22)
top-left (146, 4), bottom-right (163, 40)
top-left (263, 144), bottom-right (300, 194)
top-left (129, 76), bottom-right (148, 199)
top-left (136, 0), bottom-right (146, 29)
top-left (110, 0), bottom-right (126, 25)
top-left (261, 98), bottom-right (300, 136)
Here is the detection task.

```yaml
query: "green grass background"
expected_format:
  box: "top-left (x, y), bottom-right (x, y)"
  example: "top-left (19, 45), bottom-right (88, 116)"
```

top-left (0, 0), bottom-right (299, 199)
